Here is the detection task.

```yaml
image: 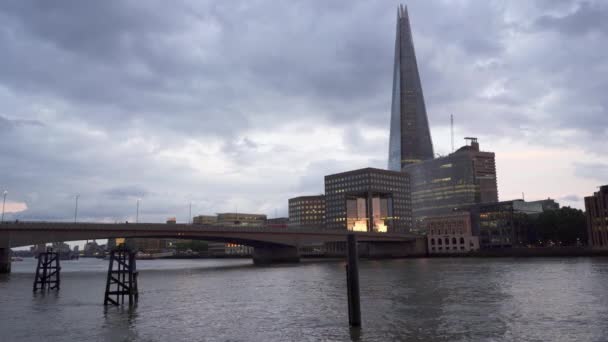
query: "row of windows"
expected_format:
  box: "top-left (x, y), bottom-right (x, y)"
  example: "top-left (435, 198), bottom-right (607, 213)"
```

top-left (429, 228), bottom-right (467, 235)
top-left (289, 209), bottom-right (324, 214)
top-left (326, 180), bottom-right (408, 189)
top-left (290, 204), bottom-right (324, 208)
top-left (431, 246), bottom-right (467, 251)
top-left (326, 173), bottom-right (407, 182)
top-left (325, 195), bottom-right (409, 202)
top-left (291, 216), bottom-right (325, 221)
top-left (430, 237), bottom-right (466, 245)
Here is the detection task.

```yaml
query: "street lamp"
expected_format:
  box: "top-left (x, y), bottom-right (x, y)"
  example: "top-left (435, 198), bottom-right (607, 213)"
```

top-left (74, 194), bottom-right (79, 223)
top-left (136, 198), bottom-right (141, 223)
top-left (1, 190), bottom-right (7, 223)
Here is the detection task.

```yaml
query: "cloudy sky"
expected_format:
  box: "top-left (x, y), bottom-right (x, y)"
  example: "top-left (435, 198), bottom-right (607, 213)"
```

top-left (1, 0), bottom-right (606, 224)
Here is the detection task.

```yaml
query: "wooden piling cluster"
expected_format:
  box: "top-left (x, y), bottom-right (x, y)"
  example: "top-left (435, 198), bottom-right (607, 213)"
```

top-left (33, 247), bottom-right (61, 291)
top-left (103, 247), bottom-right (139, 306)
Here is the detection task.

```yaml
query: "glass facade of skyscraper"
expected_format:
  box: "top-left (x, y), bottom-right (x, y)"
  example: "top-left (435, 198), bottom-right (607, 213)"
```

top-left (388, 5), bottom-right (434, 171)
top-left (402, 139), bottom-right (498, 228)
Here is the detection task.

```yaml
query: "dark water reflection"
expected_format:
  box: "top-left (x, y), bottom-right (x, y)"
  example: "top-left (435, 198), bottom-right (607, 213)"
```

top-left (1, 257), bottom-right (608, 341)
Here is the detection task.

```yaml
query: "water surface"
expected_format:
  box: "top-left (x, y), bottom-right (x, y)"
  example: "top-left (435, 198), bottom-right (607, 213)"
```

top-left (1, 257), bottom-right (608, 341)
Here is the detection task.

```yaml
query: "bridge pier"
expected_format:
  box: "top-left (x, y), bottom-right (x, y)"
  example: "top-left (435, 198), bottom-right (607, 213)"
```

top-left (252, 245), bottom-right (300, 265)
top-left (366, 238), bottom-right (428, 258)
top-left (0, 247), bottom-right (10, 274)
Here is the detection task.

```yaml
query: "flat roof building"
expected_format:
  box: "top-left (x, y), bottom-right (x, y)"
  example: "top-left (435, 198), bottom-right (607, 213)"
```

top-left (217, 213), bottom-right (266, 226)
top-left (402, 138), bottom-right (498, 227)
top-left (458, 199), bottom-right (559, 249)
top-left (425, 211), bottom-right (479, 255)
top-left (325, 168), bottom-right (412, 233)
top-left (192, 215), bottom-right (217, 225)
top-left (585, 185), bottom-right (608, 250)
top-left (288, 195), bottom-right (325, 229)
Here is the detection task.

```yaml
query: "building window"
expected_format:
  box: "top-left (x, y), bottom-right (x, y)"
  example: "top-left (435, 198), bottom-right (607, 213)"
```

top-left (430, 238), bottom-right (435, 245)
top-left (460, 237), bottom-right (465, 244)
top-left (452, 237), bottom-right (457, 244)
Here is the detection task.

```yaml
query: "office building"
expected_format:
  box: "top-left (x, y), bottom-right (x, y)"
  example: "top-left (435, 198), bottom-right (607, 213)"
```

top-left (130, 218), bottom-right (176, 252)
top-left (217, 213), bottom-right (266, 226)
top-left (192, 215), bottom-right (218, 225)
top-left (426, 211), bottom-right (479, 254)
top-left (460, 199), bottom-right (558, 249)
top-left (288, 195), bottom-right (325, 228)
top-left (403, 138), bottom-right (498, 227)
top-left (325, 167), bottom-right (412, 232)
top-left (83, 240), bottom-right (105, 257)
top-left (388, 4), bottom-right (434, 171)
top-left (586, 185), bottom-right (608, 249)
top-left (133, 238), bottom-right (167, 253)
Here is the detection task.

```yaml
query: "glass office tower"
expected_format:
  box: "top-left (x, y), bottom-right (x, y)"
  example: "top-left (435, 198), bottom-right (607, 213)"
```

top-left (403, 138), bottom-right (498, 228)
top-left (388, 4), bottom-right (434, 171)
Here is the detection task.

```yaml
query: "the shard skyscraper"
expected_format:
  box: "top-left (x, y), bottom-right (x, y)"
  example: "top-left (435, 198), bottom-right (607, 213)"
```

top-left (388, 5), bottom-right (434, 171)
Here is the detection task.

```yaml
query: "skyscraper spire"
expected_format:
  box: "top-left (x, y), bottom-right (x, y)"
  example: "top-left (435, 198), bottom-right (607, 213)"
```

top-left (388, 4), bottom-right (434, 171)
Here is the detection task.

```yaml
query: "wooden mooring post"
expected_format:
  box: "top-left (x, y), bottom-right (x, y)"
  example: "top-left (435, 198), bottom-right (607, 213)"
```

top-left (104, 247), bottom-right (138, 306)
top-left (346, 234), bottom-right (361, 327)
top-left (33, 247), bottom-right (61, 291)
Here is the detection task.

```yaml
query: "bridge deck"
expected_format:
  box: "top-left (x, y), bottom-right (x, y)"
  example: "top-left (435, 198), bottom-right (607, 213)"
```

top-left (0, 221), bottom-right (419, 248)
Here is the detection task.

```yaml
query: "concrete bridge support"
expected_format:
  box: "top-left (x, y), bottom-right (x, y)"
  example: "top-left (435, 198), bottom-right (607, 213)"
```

top-left (252, 245), bottom-right (300, 265)
top-left (365, 237), bottom-right (428, 258)
top-left (0, 247), bottom-right (10, 274)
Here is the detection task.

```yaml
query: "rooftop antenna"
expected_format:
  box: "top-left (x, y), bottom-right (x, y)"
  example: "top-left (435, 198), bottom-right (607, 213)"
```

top-left (450, 114), bottom-right (454, 153)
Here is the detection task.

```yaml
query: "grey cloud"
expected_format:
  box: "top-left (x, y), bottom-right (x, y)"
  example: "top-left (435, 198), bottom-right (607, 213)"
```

top-left (0, 115), bottom-right (44, 131)
top-left (573, 162), bottom-right (608, 182)
top-left (559, 194), bottom-right (581, 202)
top-left (103, 185), bottom-right (150, 200)
top-left (292, 157), bottom-right (385, 196)
top-left (535, 1), bottom-right (608, 36)
top-left (0, 0), bottom-right (606, 222)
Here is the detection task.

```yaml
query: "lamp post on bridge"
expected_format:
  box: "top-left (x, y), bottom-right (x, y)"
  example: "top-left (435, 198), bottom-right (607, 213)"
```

top-left (74, 194), bottom-right (79, 223)
top-left (136, 198), bottom-right (141, 223)
top-left (1, 190), bottom-right (7, 223)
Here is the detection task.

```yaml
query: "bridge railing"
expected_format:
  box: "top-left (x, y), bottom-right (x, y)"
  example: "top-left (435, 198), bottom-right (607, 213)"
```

top-left (0, 221), bottom-right (419, 238)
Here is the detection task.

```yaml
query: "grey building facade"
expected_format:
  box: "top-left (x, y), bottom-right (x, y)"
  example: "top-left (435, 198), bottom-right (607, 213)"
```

top-left (324, 168), bottom-right (412, 233)
top-left (388, 4), bottom-right (434, 171)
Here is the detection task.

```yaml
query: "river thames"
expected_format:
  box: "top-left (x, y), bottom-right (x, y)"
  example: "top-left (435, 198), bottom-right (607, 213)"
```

top-left (1, 257), bottom-right (608, 341)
